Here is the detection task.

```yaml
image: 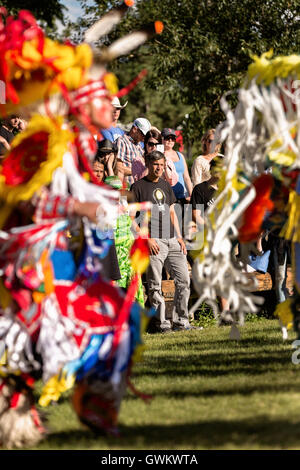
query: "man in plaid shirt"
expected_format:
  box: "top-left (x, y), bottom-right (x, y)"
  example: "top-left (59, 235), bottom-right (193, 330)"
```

top-left (116, 117), bottom-right (151, 186)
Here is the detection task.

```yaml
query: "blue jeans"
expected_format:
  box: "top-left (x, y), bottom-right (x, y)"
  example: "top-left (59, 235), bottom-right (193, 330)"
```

top-left (269, 238), bottom-right (289, 303)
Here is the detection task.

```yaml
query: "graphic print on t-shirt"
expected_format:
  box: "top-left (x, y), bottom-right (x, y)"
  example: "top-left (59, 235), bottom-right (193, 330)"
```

top-left (131, 177), bottom-right (176, 239)
top-left (153, 187), bottom-right (166, 212)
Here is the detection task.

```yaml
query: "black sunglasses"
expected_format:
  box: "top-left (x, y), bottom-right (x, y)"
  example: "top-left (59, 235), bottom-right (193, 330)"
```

top-left (147, 141), bottom-right (158, 147)
top-left (164, 136), bottom-right (176, 141)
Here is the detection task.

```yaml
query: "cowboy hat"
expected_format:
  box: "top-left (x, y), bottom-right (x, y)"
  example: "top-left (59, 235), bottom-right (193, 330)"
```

top-left (111, 96), bottom-right (128, 109)
top-left (97, 139), bottom-right (117, 154)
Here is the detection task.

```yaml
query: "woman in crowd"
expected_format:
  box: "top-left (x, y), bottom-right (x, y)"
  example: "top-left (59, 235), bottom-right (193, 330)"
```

top-left (191, 128), bottom-right (222, 186)
top-left (161, 128), bottom-right (193, 204)
top-left (132, 128), bottom-right (178, 186)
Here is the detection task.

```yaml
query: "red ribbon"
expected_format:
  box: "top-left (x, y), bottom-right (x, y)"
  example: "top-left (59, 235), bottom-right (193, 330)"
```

top-left (239, 174), bottom-right (274, 242)
top-left (30, 405), bottom-right (46, 433)
top-left (10, 391), bottom-right (21, 408)
top-left (116, 69), bottom-right (148, 98)
top-left (126, 365), bottom-right (152, 403)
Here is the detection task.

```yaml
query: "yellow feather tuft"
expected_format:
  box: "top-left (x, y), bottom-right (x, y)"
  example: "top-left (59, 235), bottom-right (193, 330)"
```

top-left (0, 278), bottom-right (12, 309)
top-left (280, 190), bottom-right (300, 242)
top-left (39, 372), bottom-right (75, 407)
top-left (103, 73), bottom-right (119, 95)
top-left (248, 50), bottom-right (300, 85)
top-left (130, 250), bottom-right (149, 275)
top-left (274, 298), bottom-right (293, 330)
top-left (0, 115), bottom-right (74, 206)
top-left (2, 41), bottom-right (93, 117)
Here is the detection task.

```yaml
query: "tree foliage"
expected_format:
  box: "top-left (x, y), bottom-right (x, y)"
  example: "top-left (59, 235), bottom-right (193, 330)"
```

top-left (6, 1), bottom-right (300, 155)
top-left (65, 0), bottom-right (300, 154)
top-left (1, 0), bottom-right (66, 29)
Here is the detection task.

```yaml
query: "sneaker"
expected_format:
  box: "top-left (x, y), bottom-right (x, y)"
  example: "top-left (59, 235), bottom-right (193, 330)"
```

top-left (148, 325), bottom-right (172, 334)
top-left (147, 327), bottom-right (172, 334)
top-left (149, 322), bottom-right (173, 334)
top-left (159, 327), bottom-right (173, 334)
top-left (147, 317), bottom-right (172, 334)
top-left (172, 322), bottom-right (188, 331)
top-left (172, 323), bottom-right (202, 331)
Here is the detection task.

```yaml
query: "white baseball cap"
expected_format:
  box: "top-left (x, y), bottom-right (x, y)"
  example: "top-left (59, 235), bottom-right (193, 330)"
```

top-left (111, 96), bottom-right (128, 109)
top-left (133, 118), bottom-right (151, 136)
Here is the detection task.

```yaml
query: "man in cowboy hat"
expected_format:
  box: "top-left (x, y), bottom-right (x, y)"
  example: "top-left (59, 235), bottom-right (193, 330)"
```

top-left (100, 96), bottom-right (128, 143)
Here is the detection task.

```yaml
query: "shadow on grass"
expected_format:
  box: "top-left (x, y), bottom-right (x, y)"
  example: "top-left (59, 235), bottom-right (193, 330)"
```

top-left (30, 320), bottom-right (299, 450)
top-left (118, 418), bottom-right (300, 449)
top-left (39, 428), bottom-right (103, 449)
top-left (124, 380), bottom-right (300, 400)
top-left (146, 333), bottom-right (292, 351)
top-left (43, 417), bottom-right (300, 449)
top-left (135, 351), bottom-right (293, 378)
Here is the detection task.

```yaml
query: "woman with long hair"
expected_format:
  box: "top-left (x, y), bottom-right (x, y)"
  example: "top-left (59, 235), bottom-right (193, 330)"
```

top-left (191, 129), bottom-right (222, 186)
top-left (162, 128), bottom-right (193, 203)
top-left (132, 128), bottom-right (178, 185)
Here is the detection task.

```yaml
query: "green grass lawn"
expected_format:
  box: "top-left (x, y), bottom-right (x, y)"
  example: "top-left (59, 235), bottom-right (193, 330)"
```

top-left (29, 319), bottom-right (300, 450)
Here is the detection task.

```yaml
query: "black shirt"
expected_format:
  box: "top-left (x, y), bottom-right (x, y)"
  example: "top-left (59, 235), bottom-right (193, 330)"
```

top-left (191, 181), bottom-right (216, 216)
top-left (131, 176), bottom-right (177, 239)
top-left (100, 240), bottom-right (121, 281)
top-left (0, 126), bottom-right (14, 156)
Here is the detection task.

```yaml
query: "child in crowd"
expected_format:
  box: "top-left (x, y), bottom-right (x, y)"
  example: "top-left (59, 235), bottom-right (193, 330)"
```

top-left (96, 139), bottom-right (124, 181)
top-left (92, 159), bottom-right (105, 183)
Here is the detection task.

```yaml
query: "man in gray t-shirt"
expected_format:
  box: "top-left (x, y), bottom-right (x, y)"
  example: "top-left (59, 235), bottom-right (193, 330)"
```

top-left (131, 151), bottom-right (191, 333)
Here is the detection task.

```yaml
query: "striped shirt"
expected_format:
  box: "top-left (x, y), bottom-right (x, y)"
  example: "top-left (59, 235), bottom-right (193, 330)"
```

top-left (116, 133), bottom-right (144, 186)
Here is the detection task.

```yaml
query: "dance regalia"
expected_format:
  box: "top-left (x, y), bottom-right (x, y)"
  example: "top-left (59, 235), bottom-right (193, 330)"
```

top-left (190, 51), bottom-right (300, 339)
top-left (0, 6), bottom-right (154, 448)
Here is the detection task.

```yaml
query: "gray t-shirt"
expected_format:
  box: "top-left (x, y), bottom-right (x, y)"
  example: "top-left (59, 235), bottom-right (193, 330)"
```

top-left (131, 177), bottom-right (177, 239)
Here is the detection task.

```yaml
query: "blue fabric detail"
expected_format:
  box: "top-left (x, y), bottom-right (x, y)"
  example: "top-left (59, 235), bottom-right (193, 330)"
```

top-left (58, 204), bottom-right (65, 214)
top-left (94, 228), bottom-right (114, 254)
top-left (248, 250), bottom-right (271, 273)
top-left (76, 332), bottom-right (116, 382)
top-left (25, 303), bottom-right (37, 321)
top-left (63, 335), bottom-right (107, 380)
top-left (172, 152), bottom-right (186, 199)
top-left (65, 303), bottom-right (156, 384)
top-left (100, 127), bottom-right (124, 142)
top-left (294, 243), bottom-right (300, 291)
top-left (128, 302), bottom-right (142, 356)
top-left (50, 249), bottom-right (77, 280)
top-left (45, 202), bottom-right (53, 212)
top-left (296, 174), bottom-right (300, 195)
top-left (76, 334), bottom-right (107, 380)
